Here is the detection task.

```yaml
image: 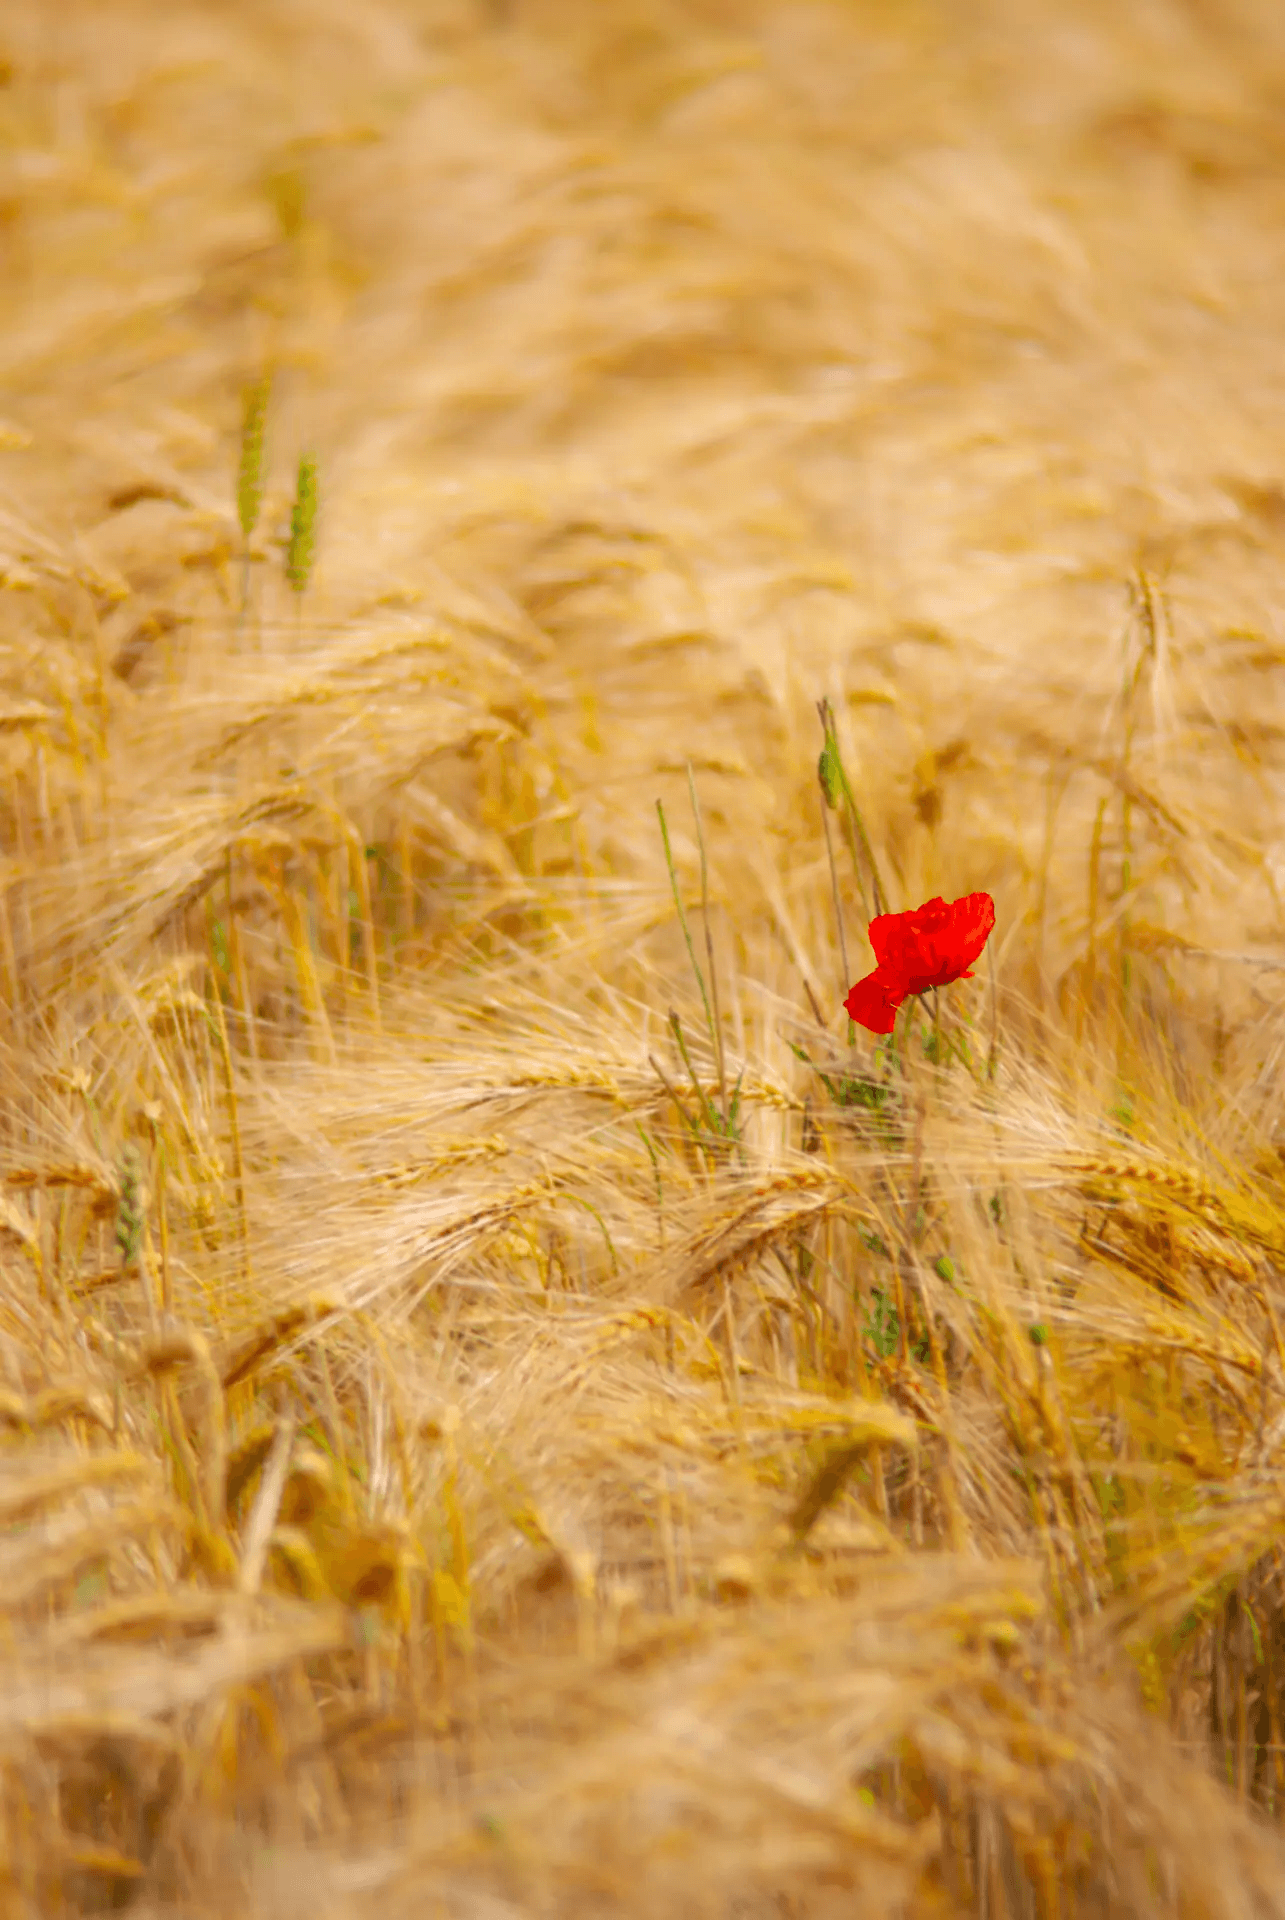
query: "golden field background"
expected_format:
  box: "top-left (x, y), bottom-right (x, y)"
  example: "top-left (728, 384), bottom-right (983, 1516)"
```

top-left (6, 0), bottom-right (1285, 1911)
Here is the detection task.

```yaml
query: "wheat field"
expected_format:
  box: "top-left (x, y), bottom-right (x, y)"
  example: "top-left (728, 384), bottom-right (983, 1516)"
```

top-left (6, 0), bottom-right (1285, 1912)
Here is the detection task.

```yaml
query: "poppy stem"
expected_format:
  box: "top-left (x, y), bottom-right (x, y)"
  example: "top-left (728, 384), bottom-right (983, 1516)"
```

top-left (820, 797), bottom-right (857, 987)
top-left (816, 700), bottom-right (869, 929)
top-left (889, 999), bottom-right (911, 1070)
top-left (842, 783), bottom-right (887, 921)
top-left (816, 698), bottom-right (888, 919)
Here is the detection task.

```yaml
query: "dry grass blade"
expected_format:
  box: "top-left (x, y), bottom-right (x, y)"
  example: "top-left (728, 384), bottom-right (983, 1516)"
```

top-left (788, 1403), bottom-right (917, 1544)
top-left (0, 1453), bottom-right (155, 1528)
top-left (0, 1603), bottom-right (348, 1735)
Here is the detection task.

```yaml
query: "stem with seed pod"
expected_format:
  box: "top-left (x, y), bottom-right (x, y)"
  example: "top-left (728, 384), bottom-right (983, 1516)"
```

top-left (816, 697), bottom-right (886, 919)
top-left (817, 697), bottom-right (888, 1048)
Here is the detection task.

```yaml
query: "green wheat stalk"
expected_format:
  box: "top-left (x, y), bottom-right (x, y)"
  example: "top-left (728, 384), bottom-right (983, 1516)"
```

top-left (286, 450), bottom-right (319, 603)
top-left (236, 374), bottom-right (271, 629)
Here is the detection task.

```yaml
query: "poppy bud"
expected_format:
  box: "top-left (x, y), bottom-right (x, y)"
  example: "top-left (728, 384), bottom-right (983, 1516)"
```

top-left (817, 741), bottom-right (841, 809)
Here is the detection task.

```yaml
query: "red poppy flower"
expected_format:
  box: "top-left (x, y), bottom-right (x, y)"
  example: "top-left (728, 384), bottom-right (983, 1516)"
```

top-left (843, 891), bottom-right (996, 1035)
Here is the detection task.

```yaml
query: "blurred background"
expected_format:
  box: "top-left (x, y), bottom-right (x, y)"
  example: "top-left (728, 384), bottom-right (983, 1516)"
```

top-left (6, 2), bottom-right (1285, 1915)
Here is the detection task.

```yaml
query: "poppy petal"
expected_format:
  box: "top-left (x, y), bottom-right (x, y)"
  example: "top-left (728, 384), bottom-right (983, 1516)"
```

top-left (843, 968), bottom-right (907, 1035)
top-left (864, 892), bottom-right (994, 997)
top-left (867, 898), bottom-right (946, 976)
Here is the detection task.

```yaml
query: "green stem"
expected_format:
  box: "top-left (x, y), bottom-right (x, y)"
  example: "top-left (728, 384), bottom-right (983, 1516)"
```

top-left (657, 800), bottom-right (718, 1070)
